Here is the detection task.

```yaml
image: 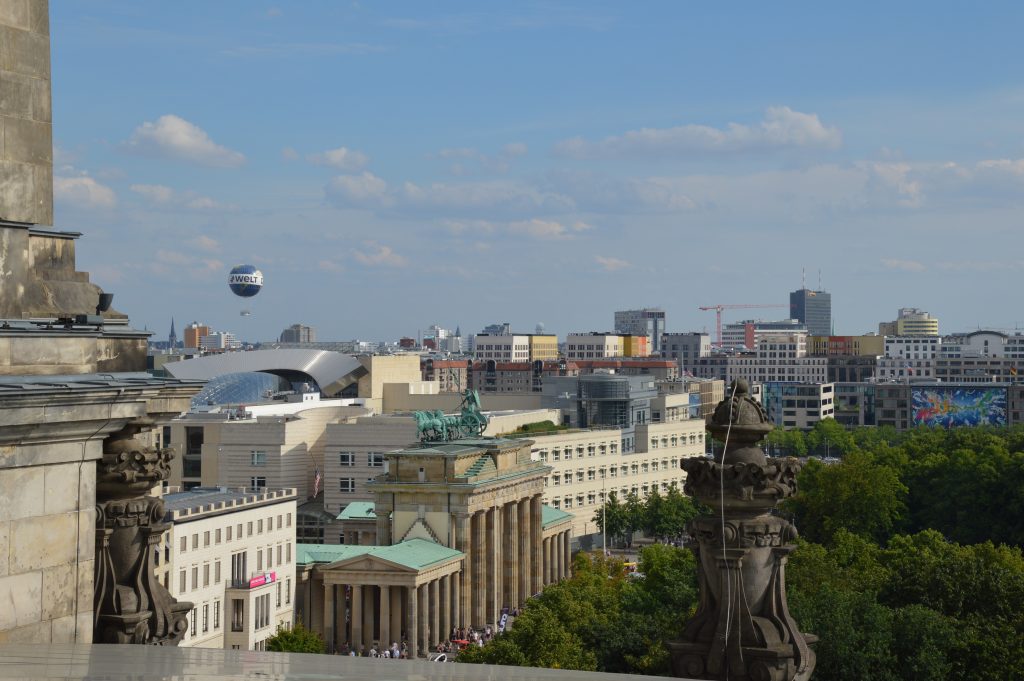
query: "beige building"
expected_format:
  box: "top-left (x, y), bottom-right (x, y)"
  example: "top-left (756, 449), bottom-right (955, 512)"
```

top-left (160, 487), bottom-right (298, 650)
top-left (808, 334), bottom-right (885, 357)
top-left (566, 333), bottom-right (624, 359)
top-left (356, 355), bottom-right (422, 405)
top-left (529, 417), bottom-right (706, 535)
top-left (879, 308), bottom-right (940, 337)
top-left (294, 437), bottom-right (573, 657)
top-left (472, 333), bottom-right (559, 362)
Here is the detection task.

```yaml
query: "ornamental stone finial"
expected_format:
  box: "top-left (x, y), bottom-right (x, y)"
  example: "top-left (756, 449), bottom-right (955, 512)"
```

top-left (668, 383), bottom-right (816, 681)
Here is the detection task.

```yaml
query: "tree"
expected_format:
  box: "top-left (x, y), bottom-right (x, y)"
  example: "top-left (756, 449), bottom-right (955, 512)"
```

top-left (766, 427), bottom-right (808, 457)
top-left (806, 418), bottom-right (856, 457)
top-left (265, 622), bottom-right (325, 654)
top-left (785, 451), bottom-right (907, 545)
top-left (593, 491), bottom-right (627, 546)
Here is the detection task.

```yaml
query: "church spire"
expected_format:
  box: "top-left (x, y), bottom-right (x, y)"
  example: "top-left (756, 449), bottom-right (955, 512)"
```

top-left (168, 317), bottom-right (178, 348)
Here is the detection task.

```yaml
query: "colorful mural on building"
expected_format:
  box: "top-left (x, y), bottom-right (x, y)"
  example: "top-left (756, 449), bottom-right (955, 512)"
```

top-left (911, 387), bottom-right (1007, 427)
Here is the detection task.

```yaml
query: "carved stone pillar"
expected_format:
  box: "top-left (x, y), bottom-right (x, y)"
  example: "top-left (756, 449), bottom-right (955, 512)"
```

top-left (94, 422), bottom-right (191, 644)
top-left (530, 494), bottom-right (543, 595)
top-left (375, 509), bottom-right (391, 546)
top-left (668, 379), bottom-right (816, 681)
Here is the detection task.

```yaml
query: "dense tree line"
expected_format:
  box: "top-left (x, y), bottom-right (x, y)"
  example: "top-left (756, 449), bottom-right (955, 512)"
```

top-left (458, 424), bottom-right (1024, 680)
top-left (591, 485), bottom-right (705, 547)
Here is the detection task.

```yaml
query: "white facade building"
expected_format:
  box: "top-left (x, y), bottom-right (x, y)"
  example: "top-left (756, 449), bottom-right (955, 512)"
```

top-left (693, 334), bottom-right (827, 384)
top-left (876, 336), bottom-right (941, 380)
top-left (200, 331), bottom-right (241, 351)
top-left (160, 487), bottom-right (298, 650)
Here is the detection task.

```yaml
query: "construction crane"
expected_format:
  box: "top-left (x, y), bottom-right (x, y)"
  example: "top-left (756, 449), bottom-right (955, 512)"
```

top-left (698, 304), bottom-right (788, 347)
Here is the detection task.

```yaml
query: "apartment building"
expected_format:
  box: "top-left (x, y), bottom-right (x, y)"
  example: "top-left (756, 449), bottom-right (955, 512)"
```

top-left (614, 308), bottom-right (666, 353)
top-left (808, 334), bottom-right (885, 357)
top-left (876, 336), bottom-right (941, 380)
top-left (721, 319), bottom-right (806, 351)
top-left (661, 332), bottom-right (712, 375)
top-left (161, 487), bottom-right (298, 650)
top-left (693, 334), bottom-right (827, 384)
top-left (472, 333), bottom-right (559, 362)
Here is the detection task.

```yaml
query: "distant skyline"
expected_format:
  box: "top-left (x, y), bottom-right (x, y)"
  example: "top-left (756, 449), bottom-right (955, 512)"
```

top-left (50, 2), bottom-right (1024, 342)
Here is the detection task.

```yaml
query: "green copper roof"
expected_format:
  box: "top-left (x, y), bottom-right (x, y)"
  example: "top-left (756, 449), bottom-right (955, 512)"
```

top-left (337, 501), bottom-right (376, 520)
top-left (542, 504), bottom-right (573, 529)
top-left (296, 538), bottom-right (463, 571)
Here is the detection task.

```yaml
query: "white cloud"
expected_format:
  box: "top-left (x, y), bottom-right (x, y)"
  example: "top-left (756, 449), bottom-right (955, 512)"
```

top-left (307, 146), bottom-right (369, 170)
top-left (353, 242), bottom-right (407, 267)
top-left (281, 146), bottom-right (299, 161)
top-left (318, 259), bottom-right (344, 273)
top-left (503, 142), bottom-right (528, 157)
top-left (325, 172), bottom-right (391, 206)
top-left (400, 180), bottom-right (575, 216)
top-left (190, 235), bottom-right (220, 253)
top-left (126, 114), bottom-right (246, 167)
top-left (508, 219), bottom-right (591, 240)
top-left (54, 174), bottom-right (117, 209)
top-left (435, 143), bottom-right (528, 175)
top-left (881, 258), bottom-right (926, 272)
top-left (595, 255), bottom-right (631, 271)
top-left (555, 106), bottom-right (842, 158)
top-left (130, 183), bottom-right (174, 203)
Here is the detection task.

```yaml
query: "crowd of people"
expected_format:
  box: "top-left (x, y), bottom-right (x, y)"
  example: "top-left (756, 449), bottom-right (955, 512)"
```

top-left (334, 619), bottom-right (518, 660)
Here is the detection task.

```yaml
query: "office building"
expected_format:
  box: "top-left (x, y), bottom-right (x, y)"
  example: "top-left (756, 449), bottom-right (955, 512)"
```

top-left (878, 308), bottom-right (940, 336)
top-left (614, 308), bottom-right (666, 353)
top-left (200, 331), bottom-right (241, 352)
top-left (161, 487), bottom-right (298, 650)
top-left (808, 334), bottom-right (884, 357)
top-left (876, 336), bottom-right (941, 380)
top-left (185, 322), bottom-right (211, 350)
top-left (789, 289), bottom-right (831, 336)
top-left (661, 332), bottom-right (712, 375)
top-left (760, 383), bottom-right (836, 430)
top-left (472, 333), bottom-right (559, 362)
top-left (721, 319), bottom-right (806, 351)
top-left (693, 334), bottom-right (827, 385)
top-left (280, 324), bottom-right (316, 344)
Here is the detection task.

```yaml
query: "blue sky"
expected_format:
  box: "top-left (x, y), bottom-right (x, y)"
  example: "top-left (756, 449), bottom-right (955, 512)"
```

top-left (51, 2), bottom-right (1024, 342)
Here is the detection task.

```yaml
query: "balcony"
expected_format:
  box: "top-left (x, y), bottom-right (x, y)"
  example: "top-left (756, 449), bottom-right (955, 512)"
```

top-left (230, 570), bottom-right (278, 590)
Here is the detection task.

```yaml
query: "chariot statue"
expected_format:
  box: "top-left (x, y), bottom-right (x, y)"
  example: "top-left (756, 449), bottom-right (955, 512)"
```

top-left (413, 388), bottom-right (489, 442)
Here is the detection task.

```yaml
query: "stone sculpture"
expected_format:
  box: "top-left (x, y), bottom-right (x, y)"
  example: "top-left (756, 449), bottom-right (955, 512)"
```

top-left (668, 379), bottom-right (816, 681)
top-left (94, 421), bottom-right (192, 644)
top-left (414, 388), bottom-right (489, 442)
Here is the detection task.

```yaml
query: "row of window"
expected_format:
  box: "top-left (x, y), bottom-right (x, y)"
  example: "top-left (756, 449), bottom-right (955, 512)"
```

top-left (177, 514), bottom-right (293, 554)
top-left (534, 442), bottom-right (618, 461)
top-left (545, 458), bottom-right (683, 486)
top-left (547, 479), bottom-right (682, 509)
top-left (649, 432), bottom-right (702, 449)
top-left (187, 600), bottom-right (220, 638)
top-left (179, 544), bottom-right (292, 593)
top-left (337, 452), bottom-right (386, 467)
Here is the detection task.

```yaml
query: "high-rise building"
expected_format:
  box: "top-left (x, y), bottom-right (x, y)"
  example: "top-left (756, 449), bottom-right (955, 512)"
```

top-left (185, 321), bottom-right (211, 349)
top-left (878, 308), bottom-right (940, 336)
top-left (279, 323), bottom-right (316, 344)
top-left (614, 308), bottom-right (665, 353)
top-left (789, 289), bottom-right (831, 336)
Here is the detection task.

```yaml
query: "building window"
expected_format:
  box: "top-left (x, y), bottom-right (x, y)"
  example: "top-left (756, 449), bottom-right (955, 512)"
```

top-left (250, 477), bottom-right (266, 490)
top-left (251, 451), bottom-right (267, 466)
top-left (368, 453), bottom-right (385, 468)
top-left (231, 599), bottom-right (244, 632)
top-left (179, 570), bottom-right (186, 594)
top-left (215, 561), bottom-right (221, 584)
top-left (286, 578), bottom-right (291, 604)
top-left (215, 528), bottom-right (222, 544)
top-left (226, 526), bottom-right (233, 542)
top-left (277, 544), bottom-right (282, 565)
top-left (339, 452), bottom-right (355, 467)
top-left (258, 519), bottom-right (263, 534)
top-left (214, 600), bottom-right (221, 629)
top-left (202, 604), bottom-right (209, 633)
top-left (190, 608), bottom-right (197, 638)
top-left (231, 551), bottom-right (246, 585)
top-left (247, 522), bottom-right (253, 537)
top-left (203, 563), bottom-right (210, 587)
top-left (277, 582), bottom-right (282, 608)
top-left (339, 478), bottom-right (356, 493)
top-left (203, 531), bottom-right (210, 547)
top-left (286, 543), bottom-right (291, 563)
top-left (257, 550), bottom-right (263, 572)
top-left (192, 534), bottom-right (198, 550)
top-left (191, 566), bottom-right (198, 590)
top-left (287, 513), bottom-right (292, 528)
top-left (179, 536), bottom-right (186, 553)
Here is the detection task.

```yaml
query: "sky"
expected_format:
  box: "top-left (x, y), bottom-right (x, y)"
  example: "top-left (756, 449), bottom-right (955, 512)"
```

top-left (49, 1), bottom-right (1024, 343)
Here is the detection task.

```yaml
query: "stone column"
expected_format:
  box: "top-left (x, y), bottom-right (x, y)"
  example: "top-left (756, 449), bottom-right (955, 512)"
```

top-left (362, 585), bottom-right (374, 651)
top-left (429, 579), bottom-right (440, 650)
top-left (379, 586), bottom-right (391, 651)
top-left (376, 510), bottom-right (391, 546)
top-left (472, 510), bottom-right (486, 627)
top-left (451, 568), bottom-right (461, 632)
top-left (419, 580), bottom-right (429, 655)
top-left (486, 505), bottom-right (501, 624)
top-left (323, 582), bottom-right (335, 653)
top-left (351, 583), bottom-right (363, 654)
top-left (518, 498), bottom-right (530, 602)
top-left (407, 586), bottom-right (418, 659)
top-left (455, 513), bottom-right (472, 629)
top-left (337, 584), bottom-right (348, 651)
top-left (563, 531), bottom-right (572, 579)
top-left (439, 575), bottom-right (450, 644)
top-left (390, 587), bottom-right (402, 647)
top-left (504, 502), bottom-right (519, 607)
top-left (543, 537), bottom-right (552, 584)
top-left (530, 494), bottom-right (543, 595)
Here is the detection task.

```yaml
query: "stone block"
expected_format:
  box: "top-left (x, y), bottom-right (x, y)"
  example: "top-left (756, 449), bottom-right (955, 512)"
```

top-left (43, 462), bottom-right (80, 514)
top-left (0, 0), bottom-right (29, 31)
top-left (41, 561), bottom-right (75, 620)
top-left (76, 558), bottom-right (93, 612)
top-left (0, 619), bottom-right (51, 643)
top-left (0, 72), bottom-right (34, 118)
top-left (30, 75), bottom-right (50, 122)
top-left (0, 521), bottom-right (6, 577)
top-left (75, 610), bottom-right (91, 643)
top-left (3, 115), bottom-right (51, 164)
top-left (50, 613), bottom-right (75, 643)
top-left (0, 466), bottom-right (43, 521)
top-left (32, 161), bottom-right (51, 225)
top-left (78, 461), bottom-right (95, 507)
top-left (9, 512), bottom-right (77, 572)
top-left (0, 158), bottom-right (38, 224)
top-left (0, 570), bottom-right (42, 630)
top-left (0, 25), bottom-right (49, 78)
top-left (27, 0), bottom-right (47, 35)
top-left (77, 507), bottom-right (95, 562)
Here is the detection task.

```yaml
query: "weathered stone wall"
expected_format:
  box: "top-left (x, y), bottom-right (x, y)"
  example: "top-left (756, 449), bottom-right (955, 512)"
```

top-left (0, 438), bottom-right (99, 644)
top-left (0, 0), bottom-right (52, 226)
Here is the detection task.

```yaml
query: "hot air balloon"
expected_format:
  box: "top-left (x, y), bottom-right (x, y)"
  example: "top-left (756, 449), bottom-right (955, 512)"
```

top-left (228, 264), bottom-right (262, 316)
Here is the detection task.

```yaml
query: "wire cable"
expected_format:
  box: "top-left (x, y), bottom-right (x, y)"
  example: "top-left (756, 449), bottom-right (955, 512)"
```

top-left (718, 380), bottom-right (739, 678)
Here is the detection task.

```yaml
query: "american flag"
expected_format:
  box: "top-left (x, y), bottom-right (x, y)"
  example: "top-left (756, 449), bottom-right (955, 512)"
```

top-left (313, 466), bottom-right (322, 498)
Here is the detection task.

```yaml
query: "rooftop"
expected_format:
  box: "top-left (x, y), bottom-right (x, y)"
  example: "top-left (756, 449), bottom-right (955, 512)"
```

top-left (163, 487), bottom-right (296, 519)
top-left (337, 501), bottom-right (376, 521)
top-left (297, 537), bottom-right (463, 571)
